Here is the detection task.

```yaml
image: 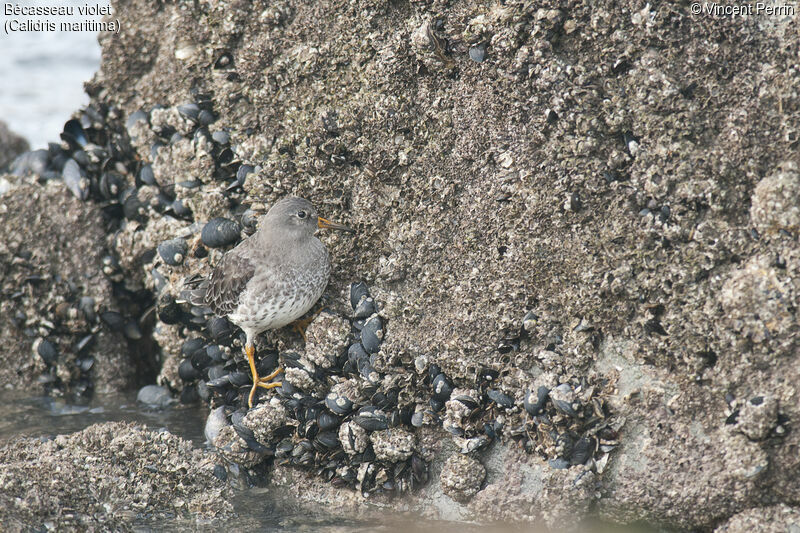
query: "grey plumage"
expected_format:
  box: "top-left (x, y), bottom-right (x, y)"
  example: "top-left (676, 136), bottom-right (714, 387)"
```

top-left (180, 196), bottom-right (353, 407)
top-left (204, 197), bottom-right (332, 336)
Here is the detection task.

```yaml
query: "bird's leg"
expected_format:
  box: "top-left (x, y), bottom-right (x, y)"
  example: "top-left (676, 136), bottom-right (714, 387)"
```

top-left (291, 307), bottom-right (324, 342)
top-left (245, 342), bottom-right (260, 409)
top-left (245, 341), bottom-right (283, 408)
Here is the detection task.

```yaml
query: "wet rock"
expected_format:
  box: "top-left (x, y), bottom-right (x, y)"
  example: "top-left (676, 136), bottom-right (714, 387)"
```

top-left (137, 384), bottom-right (174, 408)
top-left (440, 454), bottom-right (486, 503)
top-left (370, 428), bottom-right (415, 463)
top-left (305, 312), bottom-right (350, 369)
top-left (0, 422), bottom-right (232, 528)
top-left (0, 120), bottom-right (30, 169)
top-left (734, 395), bottom-right (778, 441)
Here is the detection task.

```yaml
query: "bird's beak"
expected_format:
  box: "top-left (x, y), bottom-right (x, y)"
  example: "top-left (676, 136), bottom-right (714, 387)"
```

top-left (317, 216), bottom-right (355, 233)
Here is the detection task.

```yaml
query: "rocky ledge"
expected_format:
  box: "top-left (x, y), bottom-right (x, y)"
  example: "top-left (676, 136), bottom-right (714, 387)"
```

top-left (1, 0), bottom-right (799, 530)
top-left (0, 422), bottom-right (232, 531)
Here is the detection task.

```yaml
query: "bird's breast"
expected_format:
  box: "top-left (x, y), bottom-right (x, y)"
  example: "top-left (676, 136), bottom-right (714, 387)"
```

top-left (229, 238), bottom-right (330, 333)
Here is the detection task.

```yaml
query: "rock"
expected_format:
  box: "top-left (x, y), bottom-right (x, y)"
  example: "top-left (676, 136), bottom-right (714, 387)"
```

top-left (137, 384), bottom-right (174, 408)
top-left (714, 504), bottom-right (800, 533)
top-left (370, 428), bottom-right (415, 462)
top-left (750, 162), bottom-right (800, 236)
top-left (0, 422), bottom-right (232, 528)
top-left (23, 0), bottom-right (800, 528)
top-left (719, 254), bottom-right (797, 351)
top-left (440, 454), bottom-right (486, 503)
top-left (0, 177), bottom-right (136, 395)
top-left (734, 395), bottom-right (778, 441)
top-left (598, 384), bottom-right (770, 529)
top-left (304, 312), bottom-right (350, 369)
top-left (0, 121), bottom-right (30, 170)
top-left (470, 450), bottom-right (596, 528)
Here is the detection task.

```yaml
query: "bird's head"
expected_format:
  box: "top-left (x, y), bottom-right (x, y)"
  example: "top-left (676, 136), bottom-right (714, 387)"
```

top-left (259, 196), bottom-right (354, 239)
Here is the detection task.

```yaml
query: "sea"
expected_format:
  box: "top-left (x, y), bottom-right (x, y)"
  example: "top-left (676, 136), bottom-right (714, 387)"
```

top-left (0, 0), bottom-right (109, 148)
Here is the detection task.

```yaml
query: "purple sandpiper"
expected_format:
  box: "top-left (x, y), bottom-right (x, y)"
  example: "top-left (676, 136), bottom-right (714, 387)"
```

top-left (201, 197), bottom-right (353, 407)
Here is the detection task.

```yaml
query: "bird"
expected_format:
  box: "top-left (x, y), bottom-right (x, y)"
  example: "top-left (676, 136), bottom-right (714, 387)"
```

top-left (196, 196), bottom-right (354, 408)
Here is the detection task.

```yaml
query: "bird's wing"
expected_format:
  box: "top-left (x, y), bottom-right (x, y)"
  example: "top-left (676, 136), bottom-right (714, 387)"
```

top-left (204, 250), bottom-right (257, 316)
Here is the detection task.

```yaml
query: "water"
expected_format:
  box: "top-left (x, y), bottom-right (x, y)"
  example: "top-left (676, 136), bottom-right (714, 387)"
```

top-left (0, 389), bottom-right (208, 444)
top-left (0, 0), bottom-right (109, 148)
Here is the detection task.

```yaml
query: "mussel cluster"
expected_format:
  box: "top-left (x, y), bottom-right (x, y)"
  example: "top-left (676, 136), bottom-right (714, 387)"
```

top-left (9, 92), bottom-right (265, 395)
top-left (410, 356), bottom-right (618, 473)
top-left (183, 284), bottom-right (616, 495)
top-left (7, 101), bottom-right (169, 396)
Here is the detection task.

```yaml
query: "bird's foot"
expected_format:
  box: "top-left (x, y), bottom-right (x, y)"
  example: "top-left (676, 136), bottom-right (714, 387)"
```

top-left (291, 308), bottom-right (323, 342)
top-left (247, 365), bottom-right (283, 408)
top-left (256, 366), bottom-right (283, 390)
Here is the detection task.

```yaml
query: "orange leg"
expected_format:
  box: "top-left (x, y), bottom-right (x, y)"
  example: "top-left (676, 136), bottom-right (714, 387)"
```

top-left (291, 307), bottom-right (323, 342)
top-left (245, 342), bottom-right (283, 408)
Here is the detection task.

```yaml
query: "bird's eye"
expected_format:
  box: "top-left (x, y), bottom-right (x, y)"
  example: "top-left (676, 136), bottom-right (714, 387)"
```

top-left (297, 210), bottom-right (307, 219)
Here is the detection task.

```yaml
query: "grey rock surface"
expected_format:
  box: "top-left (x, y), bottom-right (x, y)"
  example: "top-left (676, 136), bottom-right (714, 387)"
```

top-left (1, 0), bottom-right (797, 529)
top-left (0, 120), bottom-right (29, 170)
top-left (0, 176), bottom-right (140, 395)
top-left (714, 504), bottom-right (800, 533)
top-left (440, 454), bottom-right (486, 503)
